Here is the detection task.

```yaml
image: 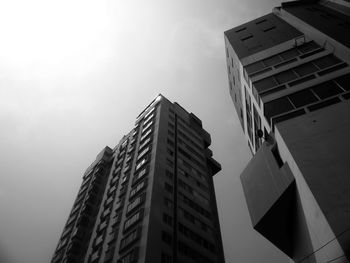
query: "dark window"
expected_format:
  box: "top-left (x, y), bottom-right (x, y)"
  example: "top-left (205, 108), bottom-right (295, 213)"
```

top-left (162, 231), bottom-right (172, 245)
top-left (166, 158), bottom-right (173, 168)
top-left (313, 55), bottom-right (341, 69)
top-left (263, 55), bottom-right (282, 67)
top-left (289, 75), bottom-right (316, 87)
top-left (335, 73), bottom-right (350, 91)
top-left (241, 34), bottom-right (253, 41)
top-left (163, 213), bottom-right (172, 226)
top-left (298, 41), bottom-right (319, 53)
top-left (164, 198), bottom-right (173, 209)
top-left (235, 27), bottom-right (246, 33)
top-left (161, 252), bottom-right (172, 263)
top-left (311, 81), bottom-right (343, 99)
top-left (279, 48), bottom-right (299, 61)
top-left (274, 58), bottom-right (298, 69)
top-left (167, 139), bottom-right (174, 147)
top-left (274, 70), bottom-right (297, 84)
top-left (263, 26), bottom-right (276, 32)
top-left (256, 19), bottom-right (267, 24)
top-left (167, 148), bottom-right (174, 157)
top-left (288, 89), bottom-right (319, 108)
top-left (293, 62), bottom-right (318, 77)
top-left (308, 97), bottom-right (341, 112)
top-left (164, 183), bottom-right (173, 194)
top-left (254, 77), bottom-right (277, 92)
top-left (264, 97), bottom-right (295, 121)
top-left (119, 228), bottom-right (140, 251)
top-left (272, 109), bottom-right (306, 125)
top-left (118, 248), bottom-right (138, 263)
top-left (245, 61), bottom-right (265, 74)
top-left (165, 170), bottom-right (173, 179)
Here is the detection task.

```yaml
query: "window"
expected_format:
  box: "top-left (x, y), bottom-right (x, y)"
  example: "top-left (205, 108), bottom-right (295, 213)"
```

top-left (263, 26), bottom-right (276, 32)
top-left (118, 248), bottom-right (138, 263)
top-left (178, 192), bottom-right (211, 219)
top-left (293, 62), bottom-right (318, 77)
top-left (162, 231), bottom-right (172, 245)
top-left (164, 183), bottom-right (173, 194)
top-left (181, 208), bottom-right (195, 223)
top-left (178, 179), bottom-right (193, 194)
top-left (130, 180), bottom-right (146, 199)
top-left (298, 41), bottom-right (320, 53)
top-left (141, 121), bottom-right (153, 133)
top-left (143, 113), bottom-right (154, 125)
top-left (235, 27), bottom-right (246, 33)
top-left (133, 168), bottom-right (147, 184)
top-left (127, 194), bottom-right (145, 214)
top-left (166, 158), bottom-right (173, 168)
top-left (335, 73), bottom-right (350, 91)
top-left (119, 228), bottom-right (140, 251)
top-left (167, 148), bottom-right (174, 157)
top-left (139, 137), bottom-right (151, 150)
top-left (140, 129), bottom-right (152, 142)
top-left (279, 48), bottom-right (299, 60)
top-left (241, 34), bottom-right (253, 41)
top-left (288, 89), bottom-right (318, 108)
top-left (137, 146), bottom-right (150, 160)
top-left (274, 70), bottom-right (297, 84)
top-left (245, 61), bottom-right (265, 74)
top-left (168, 122), bottom-right (175, 130)
top-left (163, 213), bottom-right (172, 226)
top-left (311, 81), bottom-right (343, 99)
top-left (167, 139), bottom-right (174, 147)
top-left (135, 158), bottom-right (147, 171)
top-left (263, 55), bottom-right (282, 67)
top-left (313, 54), bottom-right (341, 69)
top-left (144, 107), bottom-right (155, 119)
top-left (254, 77), bottom-right (277, 93)
top-left (178, 223), bottom-right (215, 252)
top-left (264, 97), bottom-right (295, 122)
top-left (168, 130), bottom-right (174, 138)
top-left (161, 252), bottom-right (172, 263)
top-left (164, 197), bottom-right (173, 209)
top-left (121, 175), bottom-right (128, 184)
top-left (165, 170), bottom-right (173, 180)
top-left (124, 210), bottom-right (142, 231)
top-left (255, 19), bottom-right (267, 24)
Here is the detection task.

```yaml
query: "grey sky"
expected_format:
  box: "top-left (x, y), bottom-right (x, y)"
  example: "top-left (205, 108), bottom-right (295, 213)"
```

top-left (0, 0), bottom-right (288, 262)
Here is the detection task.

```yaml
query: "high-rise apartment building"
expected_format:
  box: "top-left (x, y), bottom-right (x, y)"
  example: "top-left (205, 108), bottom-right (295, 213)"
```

top-left (51, 95), bottom-right (224, 263)
top-left (224, 0), bottom-right (350, 262)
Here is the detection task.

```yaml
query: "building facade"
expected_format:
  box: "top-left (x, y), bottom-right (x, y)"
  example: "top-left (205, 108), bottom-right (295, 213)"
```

top-left (51, 95), bottom-right (224, 263)
top-left (224, 0), bottom-right (350, 262)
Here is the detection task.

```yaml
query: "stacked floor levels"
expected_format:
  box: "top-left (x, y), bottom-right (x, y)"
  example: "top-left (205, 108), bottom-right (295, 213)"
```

top-left (225, 0), bottom-right (350, 262)
top-left (51, 94), bottom-right (224, 263)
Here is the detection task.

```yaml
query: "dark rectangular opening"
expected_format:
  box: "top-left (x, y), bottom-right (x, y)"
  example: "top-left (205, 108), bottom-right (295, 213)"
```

top-left (288, 74), bottom-right (316, 87)
top-left (308, 97), bottom-right (341, 112)
top-left (272, 109), bottom-right (306, 126)
top-left (260, 85), bottom-right (286, 97)
top-left (317, 62), bottom-right (348, 76)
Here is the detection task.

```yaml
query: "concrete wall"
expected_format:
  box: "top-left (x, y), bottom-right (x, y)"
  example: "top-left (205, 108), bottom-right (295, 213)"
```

top-left (276, 100), bottom-right (350, 262)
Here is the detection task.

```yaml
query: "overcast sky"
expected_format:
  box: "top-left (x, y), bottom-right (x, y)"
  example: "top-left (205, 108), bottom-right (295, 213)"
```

top-left (0, 0), bottom-right (288, 262)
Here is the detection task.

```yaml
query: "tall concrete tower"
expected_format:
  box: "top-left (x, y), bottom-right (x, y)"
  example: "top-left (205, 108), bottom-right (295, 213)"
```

top-left (224, 0), bottom-right (350, 262)
top-left (51, 94), bottom-right (225, 263)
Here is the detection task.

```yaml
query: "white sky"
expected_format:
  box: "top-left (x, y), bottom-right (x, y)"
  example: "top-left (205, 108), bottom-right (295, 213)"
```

top-left (0, 0), bottom-right (288, 262)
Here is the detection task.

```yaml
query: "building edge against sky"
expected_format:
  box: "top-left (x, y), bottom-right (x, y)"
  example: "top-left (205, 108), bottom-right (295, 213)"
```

top-left (224, 0), bottom-right (350, 262)
top-left (51, 94), bottom-right (225, 263)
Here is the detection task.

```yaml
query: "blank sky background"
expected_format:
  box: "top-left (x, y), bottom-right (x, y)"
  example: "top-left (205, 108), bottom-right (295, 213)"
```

top-left (0, 0), bottom-right (288, 262)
